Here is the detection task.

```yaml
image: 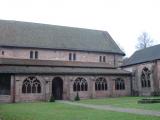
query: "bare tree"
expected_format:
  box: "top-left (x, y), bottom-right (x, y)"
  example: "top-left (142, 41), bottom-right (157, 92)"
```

top-left (136, 32), bottom-right (153, 50)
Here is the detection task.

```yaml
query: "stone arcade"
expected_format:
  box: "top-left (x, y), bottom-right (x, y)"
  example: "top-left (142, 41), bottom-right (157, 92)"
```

top-left (0, 20), bottom-right (131, 102)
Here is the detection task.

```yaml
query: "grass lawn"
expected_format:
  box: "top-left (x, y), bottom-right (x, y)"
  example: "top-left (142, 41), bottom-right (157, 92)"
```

top-left (78, 96), bottom-right (160, 111)
top-left (0, 102), bottom-right (160, 120)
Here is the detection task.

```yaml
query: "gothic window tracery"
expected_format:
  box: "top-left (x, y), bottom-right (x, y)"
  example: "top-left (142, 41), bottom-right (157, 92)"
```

top-left (22, 76), bottom-right (41, 93)
top-left (73, 77), bottom-right (88, 91)
top-left (141, 67), bottom-right (151, 88)
top-left (115, 78), bottom-right (125, 90)
top-left (95, 77), bottom-right (107, 91)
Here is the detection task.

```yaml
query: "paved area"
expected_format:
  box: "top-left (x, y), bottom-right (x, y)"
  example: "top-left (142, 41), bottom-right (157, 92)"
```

top-left (58, 101), bottom-right (160, 117)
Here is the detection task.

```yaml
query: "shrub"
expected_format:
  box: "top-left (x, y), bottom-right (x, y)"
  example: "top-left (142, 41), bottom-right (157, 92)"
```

top-left (151, 91), bottom-right (160, 96)
top-left (138, 98), bottom-right (160, 104)
top-left (132, 90), bottom-right (139, 96)
top-left (74, 92), bottom-right (80, 101)
top-left (50, 95), bottom-right (55, 102)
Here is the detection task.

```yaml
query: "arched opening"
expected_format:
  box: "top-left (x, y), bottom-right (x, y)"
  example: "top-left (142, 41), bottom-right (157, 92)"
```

top-left (95, 77), bottom-right (107, 91)
top-left (22, 76), bottom-right (41, 94)
top-left (115, 78), bottom-right (125, 90)
top-left (52, 77), bottom-right (63, 100)
top-left (73, 77), bottom-right (88, 92)
top-left (141, 67), bottom-right (151, 88)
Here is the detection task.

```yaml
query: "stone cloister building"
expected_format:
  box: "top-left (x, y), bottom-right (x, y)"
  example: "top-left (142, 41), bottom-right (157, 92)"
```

top-left (0, 20), bottom-right (131, 103)
top-left (122, 45), bottom-right (160, 96)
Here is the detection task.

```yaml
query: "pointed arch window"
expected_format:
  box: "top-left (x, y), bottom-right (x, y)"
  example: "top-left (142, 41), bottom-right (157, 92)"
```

top-left (115, 78), bottom-right (125, 90)
top-left (73, 77), bottom-right (88, 91)
top-left (141, 67), bottom-right (151, 88)
top-left (22, 76), bottom-right (41, 93)
top-left (95, 77), bottom-right (107, 91)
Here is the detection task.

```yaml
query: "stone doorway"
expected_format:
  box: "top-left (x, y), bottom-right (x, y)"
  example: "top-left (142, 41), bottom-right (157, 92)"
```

top-left (52, 77), bottom-right (63, 100)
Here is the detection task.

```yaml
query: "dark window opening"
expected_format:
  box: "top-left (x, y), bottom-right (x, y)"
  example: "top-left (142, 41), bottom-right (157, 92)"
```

top-left (95, 77), bottom-right (107, 91)
top-left (73, 83), bottom-right (76, 91)
top-left (99, 56), bottom-right (102, 62)
top-left (69, 52), bottom-right (77, 61)
top-left (22, 76), bottom-right (41, 93)
top-left (2, 51), bottom-right (4, 55)
top-left (35, 51), bottom-right (38, 59)
top-left (69, 53), bottom-right (72, 61)
top-left (30, 51), bottom-right (33, 59)
top-left (103, 56), bottom-right (106, 62)
top-left (52, 77), bottom-right (63, 100)
top-left (141, 67), bottom-right (151, 88)
top-left (115, 78), bottom-right (125, 90)
top-left (99, 56), bottom-right (106, 62)
top-left (0, 75), bottom-right (11, 95)
top-left (30, 51), bottom-right (39, 59)
top-left (73, 77), bottom-right (88, 92)
top-left (73, 53), bottom-right (76, 61)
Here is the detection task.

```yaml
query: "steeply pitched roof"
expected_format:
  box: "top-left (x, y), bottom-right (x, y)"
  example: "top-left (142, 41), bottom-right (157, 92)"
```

top-left (0, 65), bottom-right (131, 75)
top-left (123, 44), bottom-right (160, 66)
top-left (0, 20), bottom-right (124, 55)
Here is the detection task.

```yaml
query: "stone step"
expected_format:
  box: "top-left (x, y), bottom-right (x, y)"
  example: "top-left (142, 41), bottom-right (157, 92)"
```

top-left (0, 95), bottom-right (11, 103)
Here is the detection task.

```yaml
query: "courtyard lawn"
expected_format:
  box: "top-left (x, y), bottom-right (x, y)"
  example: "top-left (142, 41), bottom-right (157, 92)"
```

top-left (0, 102), bottom-right (160, 120)
top-left (78, 96), bottom-right (160, 111)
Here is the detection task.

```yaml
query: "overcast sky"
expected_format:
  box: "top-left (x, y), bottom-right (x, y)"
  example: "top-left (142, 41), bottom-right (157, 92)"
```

top-left (0, 0), bottom-right (160, 57)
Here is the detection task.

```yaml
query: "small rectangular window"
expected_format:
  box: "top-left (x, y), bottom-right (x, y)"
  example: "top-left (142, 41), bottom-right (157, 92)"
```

top-left (69, 53), bottom-right (72, 61)
top-left (99, 56), bottom-right (102, 62)
top-left (30, 51), bottom-right (33, 59)
top-left (1, 51), bottom-right (4, 55)
top-left (73, 53), bottom-right (76, 61)
top-left (103, 56), bottom-right (106, 62)
top-left (35, 51), bottom-right (38, 59)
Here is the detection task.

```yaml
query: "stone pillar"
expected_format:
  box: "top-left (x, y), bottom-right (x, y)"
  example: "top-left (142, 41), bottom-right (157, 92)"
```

top-left (69, 76), bottom-right (74, 101)
top-left (63, 76), bottom-right (69, 100)
top-left (10, 75), bottom-right (15, 103)
top-left (91, 76), bottom-right (96, 98)
top-left (43, 76), bottom-right (52, 101)
top-left (110, 77), bottom-right (114, 97)
top-left (15, 75), bottom-right (26, 102)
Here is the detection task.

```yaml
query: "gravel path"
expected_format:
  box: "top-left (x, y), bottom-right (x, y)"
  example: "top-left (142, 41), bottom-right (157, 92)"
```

top-left (58, 101), bottom-right (160, 117)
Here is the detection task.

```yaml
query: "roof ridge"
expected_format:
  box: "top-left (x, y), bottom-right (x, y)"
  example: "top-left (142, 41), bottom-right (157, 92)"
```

top-left (0, 19), bottom-right (106, 33)
top-left (134, 44), bottom-right (160, 53)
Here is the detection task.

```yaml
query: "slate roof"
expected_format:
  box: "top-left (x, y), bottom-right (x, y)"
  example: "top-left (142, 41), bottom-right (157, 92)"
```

top-left (0, 65), bottom-right (131, 75)
top-left (123, 44), bottom-right (160, 66)
top-left (0, 58), bottom-right (113, 68)
top-left (0, 20), bottom-right (124, 55)
top-left (0, 58), bottom-right (131, 75)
